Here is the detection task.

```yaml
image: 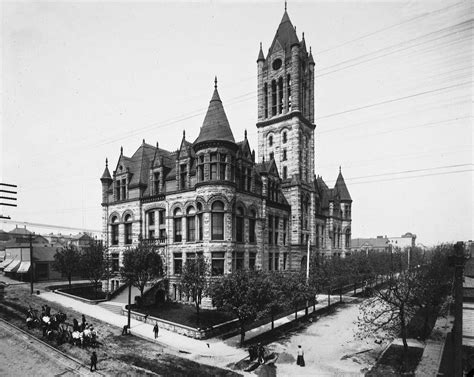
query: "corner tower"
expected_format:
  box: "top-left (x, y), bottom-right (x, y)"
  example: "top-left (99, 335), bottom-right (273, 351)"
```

top-left (257, 8), bottom-right (316, 249)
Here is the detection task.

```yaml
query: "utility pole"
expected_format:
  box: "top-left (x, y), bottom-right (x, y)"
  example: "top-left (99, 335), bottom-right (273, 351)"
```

top-left (127, 279), bottom-right (132, 333)
top-left (0, 182), bottom-right (17, 219)
top-left (452, 242), bottom-right (465, 377)
top-left (29, 233), bottom-right (34, 294)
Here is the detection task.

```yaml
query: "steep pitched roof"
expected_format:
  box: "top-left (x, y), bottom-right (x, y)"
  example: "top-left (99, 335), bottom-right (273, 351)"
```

top-left (194, 85), bottom-right (235, 145)
top-left (269, 11), bottom-right (299, 55)
top-left (334, 170), bottom-right (352, 201)
top-left (127, 142), bottom-right (157, 188)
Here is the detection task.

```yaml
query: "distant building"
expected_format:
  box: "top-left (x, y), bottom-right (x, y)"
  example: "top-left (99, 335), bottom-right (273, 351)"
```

top-left (351, 236), bottom-right (391, 253)
top-left (388, 232), bottom-right (416, 249)
top-left (351, 232), bottom-right (417, 253)
top-left (100, 9), bottom-right (353, 304)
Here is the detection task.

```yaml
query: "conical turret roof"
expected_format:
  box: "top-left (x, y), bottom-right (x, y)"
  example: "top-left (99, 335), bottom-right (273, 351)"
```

top-left (100, 159), bottom-right (112, 181)
top-left (334, 169), bottom-right (352, 201)
top-left (194, 80), bottom-right (235, 144)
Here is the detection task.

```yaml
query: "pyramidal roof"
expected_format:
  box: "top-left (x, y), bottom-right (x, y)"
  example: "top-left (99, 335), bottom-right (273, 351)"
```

top-left (194, 80), bottom-right (235, 144)
top-left (269, 10), bottom-right (299, 54)
top-left (334, 169), bottom-right (352, 201)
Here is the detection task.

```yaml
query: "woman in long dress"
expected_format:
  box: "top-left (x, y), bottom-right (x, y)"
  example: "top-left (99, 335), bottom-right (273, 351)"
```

top-left (296, 345), bottom-right (305, 367)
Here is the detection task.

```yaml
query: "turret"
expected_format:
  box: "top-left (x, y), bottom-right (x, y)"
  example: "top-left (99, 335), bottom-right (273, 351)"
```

top-left (100, 158), bottom-right (113, 204)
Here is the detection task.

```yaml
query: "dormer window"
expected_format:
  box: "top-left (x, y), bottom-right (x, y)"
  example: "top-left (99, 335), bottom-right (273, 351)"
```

top-left (180, 163), bottom-right (187, 189)
top-left (153, 172), bottom-right (160, 194)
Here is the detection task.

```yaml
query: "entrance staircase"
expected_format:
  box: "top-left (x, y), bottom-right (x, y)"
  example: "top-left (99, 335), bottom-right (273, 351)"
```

top-left (97, 301), bottom-right (124, 315)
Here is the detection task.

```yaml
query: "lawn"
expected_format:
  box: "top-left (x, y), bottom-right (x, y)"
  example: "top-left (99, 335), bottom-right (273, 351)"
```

top-left (59, 285), bottom-right (107, 300)
top-left (135, 301), bottom-right (236, 329)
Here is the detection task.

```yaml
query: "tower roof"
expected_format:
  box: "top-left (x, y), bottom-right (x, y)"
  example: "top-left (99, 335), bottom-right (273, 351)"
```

top-left (194, 79), bottom-right (235, 145)
top-left (100, 159), bottom-right (112, 181)
top-left (269, 10), bottom-right (300, 54)
top-left (334, 169), bottom-right (352, 201)
top-left (257, 42), bottom-right (265, 62)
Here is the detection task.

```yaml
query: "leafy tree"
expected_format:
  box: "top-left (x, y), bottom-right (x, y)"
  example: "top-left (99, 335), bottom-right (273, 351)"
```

top-left (208, 270), bottom-right (272, 345)
top-left (267, 272), bottom-right (288, 329)
top-left (410, 244), bottom-right (453, 338)
top-left (120, 241), bottom-right (163, 303)
top-left (179, 255), bottom-right (210, 327)
top-left (281, 272), bottom-right (313, 319)
top-left (52, 244), bottom-right (82, 288)
top-left (81, 241), bottom-right (107, 298)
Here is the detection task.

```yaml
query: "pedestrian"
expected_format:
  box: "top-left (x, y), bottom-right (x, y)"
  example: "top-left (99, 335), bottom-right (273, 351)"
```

top-left (296, 345), bottom-right (305, 367)
top-left (81, 314), bottom-right (87, 331)
top-left (153, 323), bottom-right (159, 339)
top-left (73, 318), bottom-right (79, 332)
top-left (90, 351), bottom-right (98, 372)
top-left (45, 305), bottom-right (51, 316)
top-left (257, 343), bottom-right (265, 364)
top-left (122, 324), bottom-right (129, 335)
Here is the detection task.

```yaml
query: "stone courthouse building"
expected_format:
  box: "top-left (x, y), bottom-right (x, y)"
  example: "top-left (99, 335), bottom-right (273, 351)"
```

top-left (100, 9), bottom-right (352, 302)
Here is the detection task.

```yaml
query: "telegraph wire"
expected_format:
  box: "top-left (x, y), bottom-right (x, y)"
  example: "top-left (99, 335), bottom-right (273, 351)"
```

top-left (316, 20), bottom-right (472, 76)
top-left (316, 81), bottom-right (472, 120)
top-left (313, 1), bottom-right (466, 55)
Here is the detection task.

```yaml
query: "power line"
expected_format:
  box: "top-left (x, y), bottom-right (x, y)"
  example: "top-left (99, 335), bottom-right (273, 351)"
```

top-left (316, 81), bottom-right (472, 120)
top-left (313, 1), bottom-right (466, 55)
top-left (316, 20), bottom-right (472, 76)
top-left (343, 168), bottom-right (473, 186)
top-left (0, 219), bottom-right (101, 234)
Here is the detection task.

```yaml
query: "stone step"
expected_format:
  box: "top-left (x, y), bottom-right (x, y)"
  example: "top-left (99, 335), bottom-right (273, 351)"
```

top-left (98, 302), bottom-right (124, 315)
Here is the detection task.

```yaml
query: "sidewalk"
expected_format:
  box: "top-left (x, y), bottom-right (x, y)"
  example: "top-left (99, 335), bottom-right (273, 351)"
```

top-left (38, 289), bottom-right (247, 369)
top-left (36, 286), bottom-right (357, 370)
top-left (415, 314), bottom-right (453, 377)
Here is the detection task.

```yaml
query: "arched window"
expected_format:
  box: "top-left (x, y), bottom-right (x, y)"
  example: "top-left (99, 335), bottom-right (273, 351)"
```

top-left (211, 201), bottom-right (224, 240)
top-left (268, 135), bottom-right (273, 147)
top-left (124, 214), bottom-right (132, 245)
top-left (186, 206), bottom-right (196, 242)
top-left (197, 203), bottom-right (203, 241)
top-left (345, 228), bottom-right (351, 249)
top-left (282, 131), bottom-right (287, 144)
top-left (111, 216), bottom-right (119, 245)
top-left (278, 76), bottom-right (283, 114)
top-left (236, 207), bottom-right (244, 242)
top-left (287, 74), bottom-right (291, 111)
top-left (264, 82), bottom-right (268, 118)
top-left (173, 208), bottom-right (182, 242)
top-left (249, 210), bottom-right (256, 243)
top-left (271, 80), bottom-right (277, 116)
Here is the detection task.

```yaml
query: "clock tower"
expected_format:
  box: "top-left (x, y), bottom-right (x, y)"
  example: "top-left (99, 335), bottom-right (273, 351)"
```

top-left (257, 9), bottom-right (316, 248)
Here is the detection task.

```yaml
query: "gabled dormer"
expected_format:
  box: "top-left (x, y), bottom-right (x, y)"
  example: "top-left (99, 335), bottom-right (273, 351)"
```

top-left (176, 131), bottom-right (194, 190)
top-left (113, 147), bottom-right (131, 201)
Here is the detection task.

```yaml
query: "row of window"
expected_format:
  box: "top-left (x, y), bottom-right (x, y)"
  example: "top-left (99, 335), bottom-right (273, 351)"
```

top-left (172, 251), bottom-right (287, 276)
top-left (147, 201), bottom-right (258, 243)
top-left (267, 132), bottom-right (287, 148)
top-left (264, 75), bottom-right (292, 118)
top-left (267, 215), bottom-right (288, 245)
top-left (110, 214), bottom-right (132, 245)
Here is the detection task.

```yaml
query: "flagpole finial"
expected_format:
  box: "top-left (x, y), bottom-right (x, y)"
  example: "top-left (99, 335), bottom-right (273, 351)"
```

top-left (214, 76), bottom-right (218, 89)
top-left (285, 1), bottom-right (287, 12)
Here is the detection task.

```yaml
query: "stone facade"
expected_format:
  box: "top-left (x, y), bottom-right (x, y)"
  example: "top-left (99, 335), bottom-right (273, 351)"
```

top-left (100, 9), bottom-right (353, 306)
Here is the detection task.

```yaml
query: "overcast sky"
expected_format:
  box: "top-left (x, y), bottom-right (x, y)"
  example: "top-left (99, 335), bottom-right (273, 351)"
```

top-left (1, 0), bottom-right (472, 245)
